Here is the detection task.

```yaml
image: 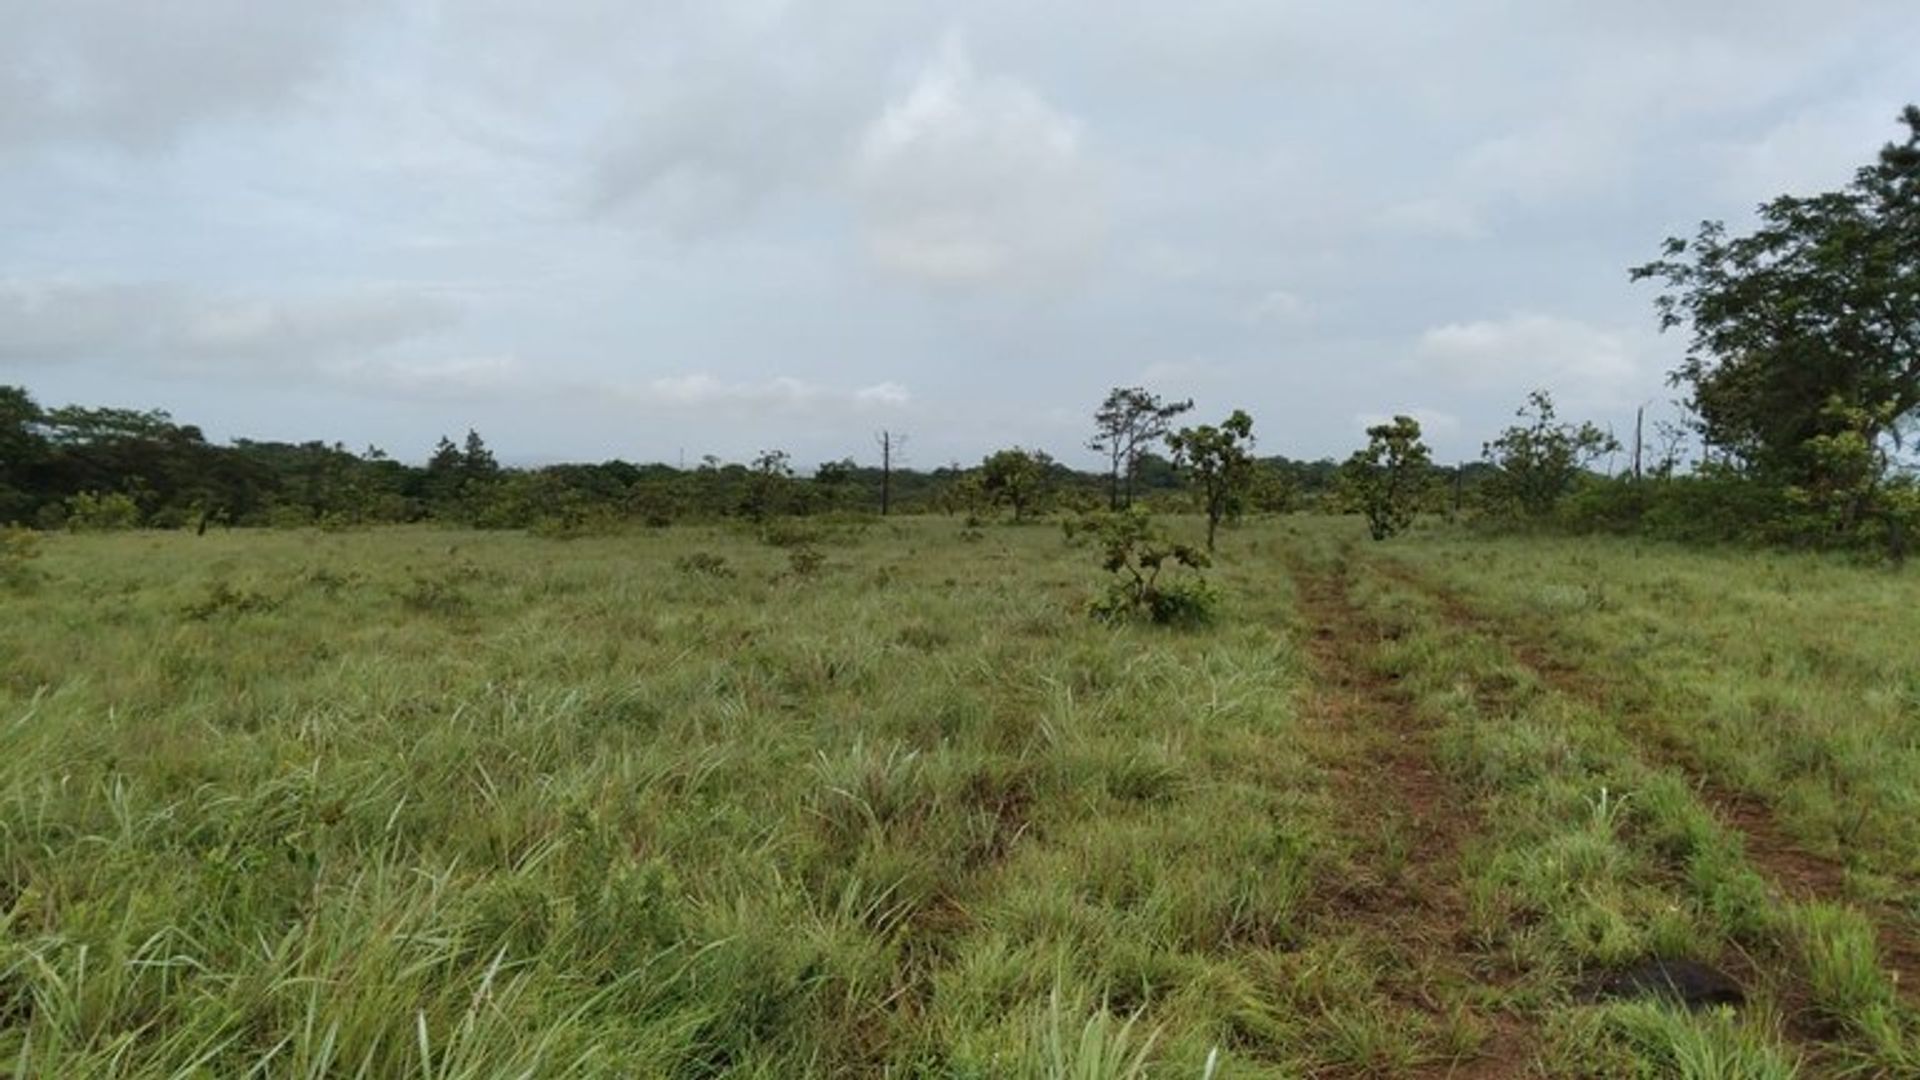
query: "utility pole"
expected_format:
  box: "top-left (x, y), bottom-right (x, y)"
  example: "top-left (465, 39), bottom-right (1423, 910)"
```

top-left (1632, 404), bottom-right (1645, 482)
top-left (876, 430), bottom-right (906, 516)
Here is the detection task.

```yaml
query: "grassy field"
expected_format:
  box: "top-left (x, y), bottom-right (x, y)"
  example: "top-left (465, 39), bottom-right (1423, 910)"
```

top-left (1, 517), bottom-right (1917, 1076)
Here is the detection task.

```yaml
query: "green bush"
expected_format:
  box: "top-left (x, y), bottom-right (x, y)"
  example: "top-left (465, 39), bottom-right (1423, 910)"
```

top-left (787, 545), bottom-right (826, 578)
top-left (674, 551), bottom-right (735, 578)
top-left (181, 581), bottom-right (281, 621)
top-left (1086, 508), bottom-right (1218, 626)
top-left (762, 520), bottom-right (824, 548)
top-left (64, 490), bottom-right (140, 531)
top-left (0, 526), bottom-right (42, 589)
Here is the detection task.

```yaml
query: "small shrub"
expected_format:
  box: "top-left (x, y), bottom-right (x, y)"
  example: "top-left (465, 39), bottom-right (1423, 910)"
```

top-left (302, 566), bottom-right (360, 595)
top-left (761, 521), bottom-right (822, 549)
top-left (397, 574), bottom-right (472, 616)
top-left (529, 508), bottom-right (624, 539)
top-left (0, 526), bottom-right (42, 589)
top-left (266, 504), bottom-right (316, 529)
top-left (182, 581), bottom-right (281, 620)
top-left (895, 620), bottom-right (950, 652)
top-left (64, 490), bottom-right (140, 532)
top-left (675, 551), bottom-right (735, 578)
top-left (788, 545), bottom-right (826, 578)
top-left (1086, 508), bottom-right (1218, 626)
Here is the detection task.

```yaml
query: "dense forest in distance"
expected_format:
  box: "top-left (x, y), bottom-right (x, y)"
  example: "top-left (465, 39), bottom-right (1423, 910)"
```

top-left (0, 382), bottom-right (1369, 531)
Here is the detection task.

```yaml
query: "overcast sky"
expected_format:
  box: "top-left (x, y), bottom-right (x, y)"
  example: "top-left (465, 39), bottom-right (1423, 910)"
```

top-left (3, 1), bottom-right (1916, 469)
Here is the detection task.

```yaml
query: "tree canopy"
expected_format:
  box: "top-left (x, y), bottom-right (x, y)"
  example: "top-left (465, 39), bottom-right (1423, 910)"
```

top-left (1088, 388), bottom-right (1192, 510)
top-left (1632, 106), bottom-right (1920, 485)
top-left (1167, 410), bottom-right (1256, 551)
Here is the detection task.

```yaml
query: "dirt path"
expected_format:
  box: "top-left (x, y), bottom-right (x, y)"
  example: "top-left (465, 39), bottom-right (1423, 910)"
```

top-left (1367, 555), bottom-right (1920, 1003)
top-left (1288, 556), bottom-right (1534, 1078)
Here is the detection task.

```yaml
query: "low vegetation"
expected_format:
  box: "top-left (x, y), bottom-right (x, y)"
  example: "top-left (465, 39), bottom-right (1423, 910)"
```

top-left (3, 518), bottom-right (1918, 1075)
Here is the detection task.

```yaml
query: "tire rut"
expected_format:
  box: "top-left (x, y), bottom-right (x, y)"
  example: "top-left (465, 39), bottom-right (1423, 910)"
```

top-left (1367, 555), bottom-right (1920, 1006)
top-left (1289, 557), bottom-right (1534, 1078)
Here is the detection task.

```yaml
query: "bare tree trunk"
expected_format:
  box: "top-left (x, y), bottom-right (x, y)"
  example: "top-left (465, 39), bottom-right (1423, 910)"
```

top-left (876, 430), bottom-right (901, 516)
top-left (1633, 405), bottom-right (1644, 481)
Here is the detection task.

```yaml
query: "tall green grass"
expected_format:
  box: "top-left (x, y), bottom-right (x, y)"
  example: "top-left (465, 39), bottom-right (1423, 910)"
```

top-left (4, 517), bottom-right (1914, 1074)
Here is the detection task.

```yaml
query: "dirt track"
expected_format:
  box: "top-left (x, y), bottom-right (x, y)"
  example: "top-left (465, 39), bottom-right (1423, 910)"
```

top-left (1289, 555), bottom-right (1534, 1078)
top-left (1369, 555), bottom-right (1920, 1010)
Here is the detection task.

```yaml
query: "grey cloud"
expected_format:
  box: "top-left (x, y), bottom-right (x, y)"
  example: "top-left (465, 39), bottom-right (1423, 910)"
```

top-left (3, 0), bottom-right (1916, 463)
top-left (1413, 314), bottom-right (1648, 410)
top-left (850, 36), bottom-right (1105, 287)
top-left (343, 355), bottom-right (914, 419)
top-left (0, 278), bottom-right (459, 372)
top-left (0, 1), bottom-right (375, 150)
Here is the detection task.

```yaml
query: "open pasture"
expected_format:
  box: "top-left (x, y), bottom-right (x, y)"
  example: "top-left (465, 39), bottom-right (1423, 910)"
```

top-left (1, 518), bottom-right (1917, 1076)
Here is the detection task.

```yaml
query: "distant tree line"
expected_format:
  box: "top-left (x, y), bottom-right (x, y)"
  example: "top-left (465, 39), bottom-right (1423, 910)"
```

top-left (5, 109), bottom-right (1912, 557)
top-left (0, 384), bottom-right (1348, 534)
top-left (1332, 106), bottom-right (1920, 561)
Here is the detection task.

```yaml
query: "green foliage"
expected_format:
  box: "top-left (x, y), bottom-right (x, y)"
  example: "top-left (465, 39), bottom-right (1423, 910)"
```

top-left (673, 551), bottom-right (735, 578)
top-left (1088, 387), bottom-right (1192, 510)
top-left (1086, 508), bottom-right (1217, 625)
top-left (1338, 415), bottom-right (1431, 540)
top-left (1480, 390), bottom-right (1618, 519)
top-left (1564, 1002), bottom-right (1800, 1079)
top-left (181, 581), bottom-right (281, 620)
top-left (63, 489), bottom-right (141, 531)
top-left (740, 449), bottom-right (798, 522)
top-left (1632, 106), bottom-right (1920, 486)
top-left (1778, 398), bottom-right (1919, 558)
top-left (1556, 469), bottom-right (1794, 544)
top-left (786, 544), bottom-right (826, 578)
top-left (1166, 409), bottom-right (1256, 551)
top-left (6, 520), bottom-right (1920, 1073)
top-left (396, 573), bottom-right (474, 616)
top-left (979, 447), bottom-right (1053, 522)
top-left (0, 525), bottom-right (41, 589)
top-left (1247, 459), bottom-right (1298, 514)
top-left (760, 519), bottom-right (823, 548)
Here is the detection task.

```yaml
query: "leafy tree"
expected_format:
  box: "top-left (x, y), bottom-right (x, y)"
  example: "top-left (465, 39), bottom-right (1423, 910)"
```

top-left (1481, 391), bottom-right (1619, 518)
top-left (425, 435), bottom-right (464, 500)
top-left (0, 386), bottom-right (47, 523)
top-left (1247, 460), bottom-right (1297, 514)
top-left (1339, 416), bottom-right (1432, 540)
top-left (462, 429), bottom-right (499, 479)
top-left (813, 458), bottom-right (857, 511)
top-left (65, 490), bottom-right (141, 531)
top-left (979, 447), bottom-right (1053, 522)
top-left (1088, 387), bottom-right (1193, 509)
top-left (1631, 106), bottom-right (1920, 495)
top-left (741, 449), bottom-right (795, 521)
top-left (1167, 410), bottom-right (1255, 551)
top-left (1782, 397), bottom-right (1920, 555)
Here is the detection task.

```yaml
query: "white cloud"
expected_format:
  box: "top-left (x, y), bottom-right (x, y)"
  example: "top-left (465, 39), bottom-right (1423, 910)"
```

top-left (1414, 313), bottom-right (1647, 407)
top-left (628, 373), bottom-right (910, 413)
top-left (4, 1), bottom-right (1915, 463)
top-left (850, 34), bottom-right (1104, 286)
top-left (0, 3), bottom-right (376, 150)
top-left (1709, 100), bottom-right (1902, 207)
top-left (346, 354), bottom-right (523, 399)
top-left (1137, 357), bottom-right (1227, 387)
top-left (363, 364), bottom-right (914, 417)
top-left (1374, 197), bottom-right (1484, 239)
top-left (0, 278), bottom-right (458, 370)
top-left (0, 279), bottom-right (174, 361)
top-left (1242, 289), bottom-right (1308, 325)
